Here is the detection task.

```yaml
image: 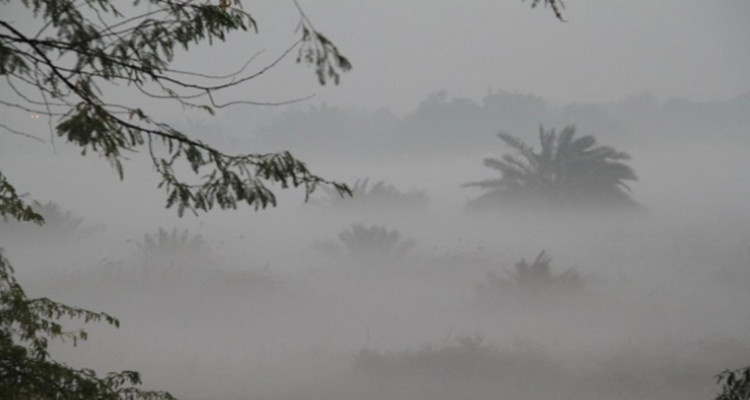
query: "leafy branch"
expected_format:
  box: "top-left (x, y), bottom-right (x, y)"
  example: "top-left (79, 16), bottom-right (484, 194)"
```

top-left (0, 249), bottom-right (174, 399)
top-left (0, 0), bottom-right (352, 216)
top-left (716, 367), bottom-right (750, 400)
top-left (0, 170), bottom-right (43, 224)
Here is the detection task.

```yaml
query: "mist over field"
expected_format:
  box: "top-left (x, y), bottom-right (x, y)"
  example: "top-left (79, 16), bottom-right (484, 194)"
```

top-left (1, 1), bottom-right (749, 400)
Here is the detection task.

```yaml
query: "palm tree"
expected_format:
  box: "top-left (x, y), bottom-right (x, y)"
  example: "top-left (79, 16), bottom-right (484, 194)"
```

top-left (465, 125), bottom-right (639, 211)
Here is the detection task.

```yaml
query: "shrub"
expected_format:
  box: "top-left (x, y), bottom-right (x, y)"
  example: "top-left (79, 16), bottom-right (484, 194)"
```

top-left (352, 335), bottom-right (561, 383)
top-left (317, 178), bottom-right (429, 212)
top-left (479, 251), bottom-right (585, 298)
top-left (313, 223), bottom-right (416, 265)
top-left (134, 227), bottom-right (216, 277)
top-left (0, 201), bottom-right (103, 240)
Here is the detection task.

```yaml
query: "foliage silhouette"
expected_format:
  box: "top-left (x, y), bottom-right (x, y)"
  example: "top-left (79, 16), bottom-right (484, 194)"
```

top-left (466, 125), bottom-right (640, 211)
top-left (133, 227), bottom-right (215, 277)
top-left (313, 223), bottom-right (416, 265)
top-left (528, 0), bottom-right (566, 21)
top-left (0, 1), bottom-right (572, 399)
top-left (137, 228), bottom-right (207, 255)
top-left (0, 171), bottom-right (42, 224)
top-left (0, 201), bottom-right (104, 241)
top-left (317, 178), bottom-right (429, 212)
top-left (352, 335), bottom-right (561, 383)
top-left (0, 0), bottom-right (352, 398)
top-left (0, 0), bottom-right (352, 221)
top-left (0, 250), bottom-right (175, 400)
top-left (715, 366), bottom-right (750, 400)
top-left (479, 251), bottom-right (584, 298)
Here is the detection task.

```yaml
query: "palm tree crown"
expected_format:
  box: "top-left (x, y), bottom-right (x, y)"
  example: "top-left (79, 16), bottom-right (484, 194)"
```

top-left (466, 125), bottom-right (639, 211)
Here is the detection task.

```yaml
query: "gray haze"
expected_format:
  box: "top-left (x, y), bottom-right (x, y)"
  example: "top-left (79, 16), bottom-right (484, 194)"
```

top-left (213, 0), bottom-right (750, 113)
top-left (2, 1), bottom-right (750, 400)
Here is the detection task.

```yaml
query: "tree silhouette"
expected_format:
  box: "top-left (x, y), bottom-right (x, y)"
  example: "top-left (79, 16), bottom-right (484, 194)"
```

top-left (465, 125), bottom-right (640, 211)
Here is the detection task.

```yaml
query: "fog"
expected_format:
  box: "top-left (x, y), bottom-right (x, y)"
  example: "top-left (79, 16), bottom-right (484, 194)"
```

top-left (2, 1), bottom-right (750, 400)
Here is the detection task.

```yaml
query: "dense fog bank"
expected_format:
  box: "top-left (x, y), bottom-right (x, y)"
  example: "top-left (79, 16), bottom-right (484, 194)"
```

top-left (2, 89), bottom-right (749, 399)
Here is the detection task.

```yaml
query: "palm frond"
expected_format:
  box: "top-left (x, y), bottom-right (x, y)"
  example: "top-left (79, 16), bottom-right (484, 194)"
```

top-left (538, 127), bottom-right (556, 166)
top-left (467, 125), bottom-right (641, 210)
top-left (585, 146), bottom-right (631, 161)
top-left (498, 132), bottom-right (538, 168)
top-left (463, 178), bottom-right (506, 190)
top-left (501, 154), bottom-right (533, 175)
top-left (483, 158), bottom-right (526, 181)
top-left (556, 126), bottom-right (576, 152)
top-left (569, 135), bottom-right (597, 153)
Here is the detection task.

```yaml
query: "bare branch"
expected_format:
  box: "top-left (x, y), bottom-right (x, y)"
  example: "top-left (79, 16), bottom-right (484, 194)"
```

top-left (0, 124), bottom-right (45, 143)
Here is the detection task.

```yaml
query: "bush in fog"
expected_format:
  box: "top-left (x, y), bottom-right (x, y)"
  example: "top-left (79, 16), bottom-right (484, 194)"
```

top-left (134, 227), bottom-right (216, 276)
top-left (478, 251), bottom-right (584, 298)
top-left (317, 178), bottom-right (429, 212)
top-left (59, 230), bottom-right (281, 297)
top-left (350, 334), bottom-right (742, 400)
top-left (352, 335), bottom-right (561, 383)
top-left (48, 227), bottom-right (220, 291)
top-left (314, 223), bottom-right (416, 264)
top-left (0, 201), bottom-right (103, 240)
top-left (465, 125), bottom-right (641, 212)
top-left (339, 224), bottom-right (416, 259)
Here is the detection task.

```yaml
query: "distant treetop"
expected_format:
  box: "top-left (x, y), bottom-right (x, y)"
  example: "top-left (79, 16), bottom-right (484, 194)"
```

top-left (465, 125), bottom-right (641, 212)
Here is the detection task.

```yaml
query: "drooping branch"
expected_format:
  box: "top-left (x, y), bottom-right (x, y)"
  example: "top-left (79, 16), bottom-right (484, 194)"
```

top-left (527, 0), bottom-right (566, 21)
top-left (0, 0), bottom-right (353, 216)
top-left (0, 249), bottom-right (176, 399)
top-left (0, 171), bottom-right (43, 224)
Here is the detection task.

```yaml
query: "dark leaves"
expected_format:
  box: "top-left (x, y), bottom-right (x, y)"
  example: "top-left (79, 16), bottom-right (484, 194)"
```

top-left (2, 0), bottom-right (350, 219)
top-left (466, 125), bottom-right (640, 210)
top-left (0, 171), bottom-right (43, 225)
top-left (1, 249), bottom-right (174, 399)
top-left (296, 21), bottom-right (352, 86)
top-left (715, 367), bottom-right (750, 400)
top-left (156, 146), bottom-right (349, 217)
top-left (527, 0), bottom-right (566, 21)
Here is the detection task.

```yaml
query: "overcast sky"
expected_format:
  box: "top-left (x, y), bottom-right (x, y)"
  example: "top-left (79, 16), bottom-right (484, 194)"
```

top-left (198, 0), bottom-right (750, 114)
top-left (6, 1), bottom-right (745, 117)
